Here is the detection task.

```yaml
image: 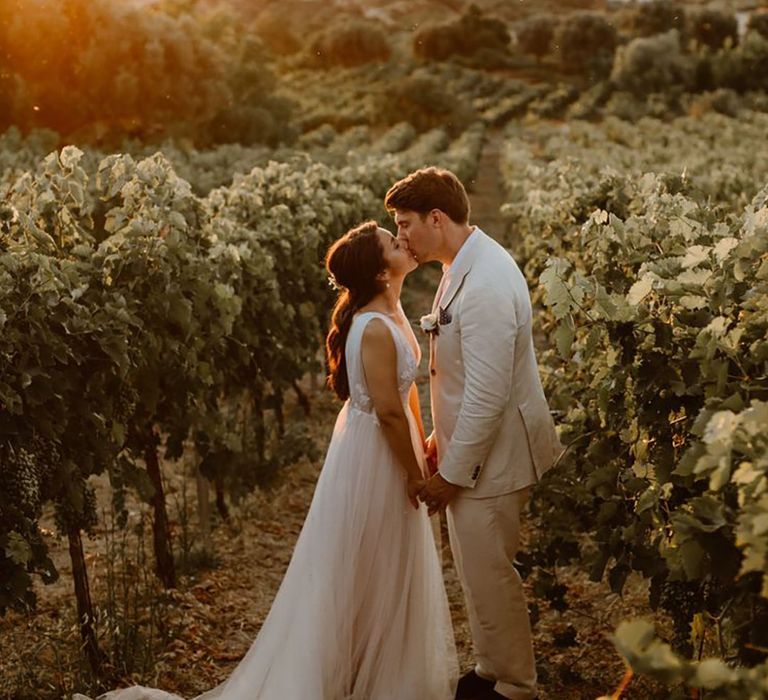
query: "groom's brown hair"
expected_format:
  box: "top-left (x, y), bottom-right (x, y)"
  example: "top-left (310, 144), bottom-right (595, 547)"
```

top-left (384, 167), bottom-right (470, 224)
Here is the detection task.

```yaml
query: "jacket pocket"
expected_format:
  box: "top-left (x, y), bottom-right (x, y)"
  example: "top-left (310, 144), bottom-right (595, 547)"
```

top-left (517, 398), bottom-right (561, 478)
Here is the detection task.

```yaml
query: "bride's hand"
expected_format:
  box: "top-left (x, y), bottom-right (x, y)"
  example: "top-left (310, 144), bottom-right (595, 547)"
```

top-left (407, 478), bottom-right (425, 509)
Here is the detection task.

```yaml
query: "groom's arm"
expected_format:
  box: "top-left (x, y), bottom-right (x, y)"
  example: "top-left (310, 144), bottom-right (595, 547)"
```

top-left (438, 286), bottom-right (517, 489)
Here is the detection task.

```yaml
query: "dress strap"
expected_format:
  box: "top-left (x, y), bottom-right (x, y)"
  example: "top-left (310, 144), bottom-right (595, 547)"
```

top-left (346, 312), bottom-right (404, 395)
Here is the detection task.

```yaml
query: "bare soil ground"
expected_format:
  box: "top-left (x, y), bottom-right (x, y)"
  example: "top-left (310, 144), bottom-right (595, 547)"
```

top-left (0, 419), bottom-right (665, 700)
top-left (0, 132), bottom-right (668, 700)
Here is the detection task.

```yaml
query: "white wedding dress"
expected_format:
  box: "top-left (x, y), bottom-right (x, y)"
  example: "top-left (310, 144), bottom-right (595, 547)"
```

top-left (80, 311), bottom-right (458, 700)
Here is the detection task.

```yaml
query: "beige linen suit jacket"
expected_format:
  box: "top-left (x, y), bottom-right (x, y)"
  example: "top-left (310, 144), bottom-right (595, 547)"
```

top-left (430, 229), bottom-right (561, 498)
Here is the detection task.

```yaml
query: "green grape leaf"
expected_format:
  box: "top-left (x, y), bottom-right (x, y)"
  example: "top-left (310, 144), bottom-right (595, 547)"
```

top-left (554, 320), bottom-right (574, 358)
top-left (60, 145), bottom-right (84, 170)
top-left (612, 619), bottom-right (685, 683)
top-left (690, 658), bottom-right (737, 689)
top-left (713, 237), bottom-right (739, 263)
top-left (681, 245), bottom-right (711, 269)
top-left (627, 273), bottom-right (654, 306)
top-left (5, 532), bottom-right (32, 566)
top-left (540, 258), bottom-right (574, 320)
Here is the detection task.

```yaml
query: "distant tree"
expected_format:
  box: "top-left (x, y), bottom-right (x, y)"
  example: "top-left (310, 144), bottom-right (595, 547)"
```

top-left (0, 0), bottom-right (294, 147)
top-left (461, 4), bottom-right (511, 53)
top-left (413, 24), bottom-right (454, 62)
top-left (684, 8), bottom-right (739, 51)
top-left (253, 10), bottom-right (301, 56)
top-left (624, 0), bottom-right (684, 38)
top-left (555, 12), bottom-right (618, 78)
top-left (709, 30), bottom-right (768, 92)
top-left (206, 36), bottom-right (296, 146)
top-left (377, 74), bottom-right (475, 136)
top-left (685, 87), bottom-right (742, 118)
top-left (309, 20), bottom-right (391, 68)
top-left (610, 30), bottom-right (695, 97)
top-left (413, 4), bottom-right (511, 66)
top-left (747, 12), bottom-right (768, 40)
top-left (516, 15), bottom-right (556, 62)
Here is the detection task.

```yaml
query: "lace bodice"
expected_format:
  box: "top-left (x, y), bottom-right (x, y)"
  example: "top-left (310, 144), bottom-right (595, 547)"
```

top-left (345, 311), bottom-right (420, 422)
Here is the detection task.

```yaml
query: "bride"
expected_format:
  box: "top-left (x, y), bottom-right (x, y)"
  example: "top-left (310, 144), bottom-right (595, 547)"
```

top-left (81, 220), bottom-right (459, 700)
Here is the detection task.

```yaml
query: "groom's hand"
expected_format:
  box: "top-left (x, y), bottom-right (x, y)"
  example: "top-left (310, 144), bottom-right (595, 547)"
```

top-left (418, 473), bottom-right (460, 516)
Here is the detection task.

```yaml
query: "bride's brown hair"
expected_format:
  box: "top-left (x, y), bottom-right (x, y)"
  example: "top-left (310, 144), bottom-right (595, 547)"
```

top-left (325, 221), bottom-right (387, 401)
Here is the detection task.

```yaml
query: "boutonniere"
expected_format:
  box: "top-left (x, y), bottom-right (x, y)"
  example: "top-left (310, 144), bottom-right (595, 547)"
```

top-left (419, 312), bottom-right (439, 336)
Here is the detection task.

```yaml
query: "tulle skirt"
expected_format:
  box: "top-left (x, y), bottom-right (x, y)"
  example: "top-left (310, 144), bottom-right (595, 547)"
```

top-left (87, 403), bottom-right (458, 700)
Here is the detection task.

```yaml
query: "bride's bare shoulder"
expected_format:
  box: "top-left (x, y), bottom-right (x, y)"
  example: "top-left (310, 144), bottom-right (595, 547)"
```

top-left (360, 316), bottom-right (387, 336)
top-left (360, 317), bottom-right (394, 349)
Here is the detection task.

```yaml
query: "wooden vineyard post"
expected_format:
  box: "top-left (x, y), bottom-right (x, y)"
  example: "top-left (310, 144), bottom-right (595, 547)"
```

top-left (67, 525), bottom-right (104, 674)
top-left (144, 429), bottom-right (176, 589)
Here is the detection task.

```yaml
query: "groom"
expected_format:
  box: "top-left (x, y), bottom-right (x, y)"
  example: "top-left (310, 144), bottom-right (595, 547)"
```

top-left (385, 167), bottom-right (561, 700)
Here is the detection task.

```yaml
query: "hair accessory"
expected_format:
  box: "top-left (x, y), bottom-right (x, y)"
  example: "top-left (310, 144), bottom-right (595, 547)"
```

top-left (327, 273), bottom-right (343, 291)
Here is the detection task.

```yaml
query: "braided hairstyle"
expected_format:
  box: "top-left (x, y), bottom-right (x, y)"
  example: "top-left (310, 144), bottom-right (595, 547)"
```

top-left (325, 221), bottom-right (387, 401)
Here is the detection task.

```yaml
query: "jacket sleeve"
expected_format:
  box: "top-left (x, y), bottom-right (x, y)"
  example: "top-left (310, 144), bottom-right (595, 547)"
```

top-left (438, 285), bottom-right (517, 488)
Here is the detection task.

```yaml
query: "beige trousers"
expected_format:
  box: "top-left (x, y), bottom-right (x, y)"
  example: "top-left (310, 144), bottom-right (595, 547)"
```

top-left (446, 488), bottom-right (537, 700)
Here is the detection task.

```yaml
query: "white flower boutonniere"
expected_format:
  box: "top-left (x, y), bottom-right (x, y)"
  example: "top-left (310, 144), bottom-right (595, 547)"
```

top-left (419, 312), bottom-right (439, 336)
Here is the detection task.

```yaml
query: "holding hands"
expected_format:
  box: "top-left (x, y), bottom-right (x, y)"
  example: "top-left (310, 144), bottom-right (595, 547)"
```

top-left (417, 434), bottom-right (461, 516)
top-left (407, 478), bottom-right (426, 510)
top-left (418, 473), bottom-right (460, 516)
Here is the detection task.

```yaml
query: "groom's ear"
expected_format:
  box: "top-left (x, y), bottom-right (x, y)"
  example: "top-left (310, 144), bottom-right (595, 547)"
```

top-left (428, 209), bottom-right (443, 227)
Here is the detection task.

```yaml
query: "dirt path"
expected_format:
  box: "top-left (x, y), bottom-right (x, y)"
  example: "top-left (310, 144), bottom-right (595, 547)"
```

top-left (467, 128), bottom-right (510, 244)
top-left (1, 133), bottom-right (663, 700)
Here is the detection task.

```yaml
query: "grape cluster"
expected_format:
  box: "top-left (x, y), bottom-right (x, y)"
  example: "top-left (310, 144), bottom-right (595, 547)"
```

top-left (54, 483), bottom-right (99, 534)
top-left (1, 433), bottom-right (63, 518)
top-left (115, 385), bottom-right (140, 423)
top-left (0, 204), bottom-right (18, 252)
top-left (1, 444), bottom-right (44, 517)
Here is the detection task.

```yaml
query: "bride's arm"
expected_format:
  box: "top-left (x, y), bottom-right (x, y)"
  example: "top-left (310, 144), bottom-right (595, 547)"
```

top-left (361, 319), bottom-right (424, 508)
top-left (408, 384), bottom-right (426, 444)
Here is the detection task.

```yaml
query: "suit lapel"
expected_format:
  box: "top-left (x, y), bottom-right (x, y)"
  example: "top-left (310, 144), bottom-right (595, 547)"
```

top-left (437, 229), bottom-right (484, 313)
top-left (439, 268), bottom-right (470, 313)
top-left (429, 230), bottom-right (485, 376)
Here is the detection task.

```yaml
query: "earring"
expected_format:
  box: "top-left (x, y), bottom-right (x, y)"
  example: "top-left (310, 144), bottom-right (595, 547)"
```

top-left (386, 282), bottom-right (391, 289)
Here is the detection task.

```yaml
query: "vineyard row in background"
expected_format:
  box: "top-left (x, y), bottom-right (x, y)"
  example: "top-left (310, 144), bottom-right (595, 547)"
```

top-left (499, 109), bottom-right (768, 697)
